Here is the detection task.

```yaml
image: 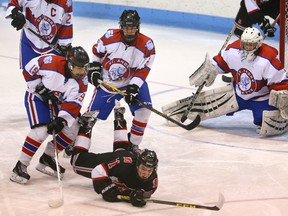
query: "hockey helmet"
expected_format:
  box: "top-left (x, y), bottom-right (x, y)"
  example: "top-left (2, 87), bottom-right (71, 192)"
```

top-left (119, 10), bottom-right (140, 44)
top-left (137, 149), bottom-right (158, 169)
top-left (67, 46), bottom-right (89, 67)
top-left (240, 27), bottom-right (263, 61)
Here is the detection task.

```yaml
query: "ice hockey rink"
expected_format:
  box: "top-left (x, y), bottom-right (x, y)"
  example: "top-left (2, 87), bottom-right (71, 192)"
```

top-left (1, 8), bottom-right (288, 216)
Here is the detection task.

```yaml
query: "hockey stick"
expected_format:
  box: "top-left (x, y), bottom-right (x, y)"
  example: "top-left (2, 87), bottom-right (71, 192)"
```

top-left (23, 24), bottom-right (63, 54)
top-left (47, 100), bottom-right (64, 208)
top-left (98, 80), bottom-right (200, 130)
top-left (117, 193), bottom-right (225, 211)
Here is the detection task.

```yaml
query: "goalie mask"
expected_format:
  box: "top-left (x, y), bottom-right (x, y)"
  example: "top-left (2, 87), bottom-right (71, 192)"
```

top-left (136, 149), bottom-right (158, 181)
top-left (119, 10), bottom-right (140, 44)
top-left (66, 46), bottom-right (89, 80)
top-left (240, 27), bottom-right (263, 61)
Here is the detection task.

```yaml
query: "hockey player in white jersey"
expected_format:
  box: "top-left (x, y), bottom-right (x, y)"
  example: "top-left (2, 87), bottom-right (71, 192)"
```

top-left (162, 27), bottom-right (288, 136)
top-left (76, 10), bottom-right (156, 155)
top-left (10, 46), bottom-right (89, 184)
top-left (5, 0), bottom-right (73, 67)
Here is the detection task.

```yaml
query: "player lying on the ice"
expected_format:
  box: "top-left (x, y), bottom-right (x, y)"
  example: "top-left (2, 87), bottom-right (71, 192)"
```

top-left (162, 27), bottom-right (288, 136)
top-left (70, 103), bottom-right (158, 207)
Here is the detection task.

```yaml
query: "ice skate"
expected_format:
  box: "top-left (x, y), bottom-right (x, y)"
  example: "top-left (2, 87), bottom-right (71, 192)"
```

top-left (10, 161), bottom-right (30, 184)
top-left (35, 153), bottom-right (65, 179)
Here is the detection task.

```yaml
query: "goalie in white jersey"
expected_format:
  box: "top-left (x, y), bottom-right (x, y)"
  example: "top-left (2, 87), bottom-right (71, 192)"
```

top-left (75, 10), bottom-right (156, 154)
top-left (163, 27), bottom-right (288, 136)
top-left (10, 46), bottom-right (89, 184)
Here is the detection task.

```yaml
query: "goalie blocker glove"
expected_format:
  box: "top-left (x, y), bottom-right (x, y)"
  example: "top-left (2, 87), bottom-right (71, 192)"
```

top-left (125, 84), bottom-right (139, 105)
top-left (87, 62), bottom-right (102, 87)
top-left (47, 117), bottom-right (67, 134)
top-left (259, 18), bottom-right (276, 37)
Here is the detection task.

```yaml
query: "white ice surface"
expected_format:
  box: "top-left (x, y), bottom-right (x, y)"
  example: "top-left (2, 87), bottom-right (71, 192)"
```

top-left (1, 9), bottom-right (288, 216)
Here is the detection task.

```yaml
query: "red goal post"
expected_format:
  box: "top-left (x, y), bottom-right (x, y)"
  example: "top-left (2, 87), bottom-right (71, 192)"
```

top-left (280, 0), bottom-right (288, 68)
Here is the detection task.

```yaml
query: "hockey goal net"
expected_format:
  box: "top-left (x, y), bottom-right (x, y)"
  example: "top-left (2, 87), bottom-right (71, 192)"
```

top-left (280, 0), bottom-right (288, 69)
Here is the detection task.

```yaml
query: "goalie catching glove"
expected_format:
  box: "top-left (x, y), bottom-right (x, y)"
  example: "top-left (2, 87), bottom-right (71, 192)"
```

top-left (189, 53), bottom-right (218, 87)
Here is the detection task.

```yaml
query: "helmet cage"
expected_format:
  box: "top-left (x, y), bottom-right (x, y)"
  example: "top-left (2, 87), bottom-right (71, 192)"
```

top-left (119, 10), bottom-right (140, 44)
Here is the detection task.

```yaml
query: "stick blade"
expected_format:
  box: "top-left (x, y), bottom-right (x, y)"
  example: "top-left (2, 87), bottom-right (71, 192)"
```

top-left (183, 115), bottom-right (201, 130)
top-left (48, 198), bottom-right (64, 208)
top-left (214, 193), bottom-right (225, 210)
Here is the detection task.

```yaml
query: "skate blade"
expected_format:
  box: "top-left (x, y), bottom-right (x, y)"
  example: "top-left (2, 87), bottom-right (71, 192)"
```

top-left (35, 163), bottom-right (64, 179)
top-left (9, 172), bottom-right (29, 184)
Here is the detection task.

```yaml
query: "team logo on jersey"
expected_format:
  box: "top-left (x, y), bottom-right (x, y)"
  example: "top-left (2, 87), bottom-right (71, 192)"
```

top-left (237, 68), bottom-right (256, 94)
top-left (43, 56), bottom-right (53, 64)
top-left (107, 58), bottom-right (130, 81)
top-left (145, 40), bottom-right (154, 51)
top-left (35, 15), bottom-right (57, 41)
top-left (105, 30), bottom-right (114, 39)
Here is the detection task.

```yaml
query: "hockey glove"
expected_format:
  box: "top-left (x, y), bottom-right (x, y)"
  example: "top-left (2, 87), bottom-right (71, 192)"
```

top-left (57, 43), bottom-right (72, 57)
top-left (130, 190), bottom-right (146, 207)
top-left (10, 8), bottom-right (26, 31)
top-left (35, 83), bottom-right (58, 104)
top-left (101, 184), bottom-right (121, 202)
top-left (47, 117), bottom-right (67, 134)
top-left (125, 84), bottom-right (139, 105)
top-left (259, 18), bottom-right (276, 37)
top-left (87, 62), bottom-right (102, 87)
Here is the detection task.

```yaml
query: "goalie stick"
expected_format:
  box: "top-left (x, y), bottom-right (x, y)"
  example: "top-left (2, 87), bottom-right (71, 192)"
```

top-left (98, 80), bottom-right (200, 131)
top-left (47, 100), bottom-right (64, 208)
top-left (117, 193), bottom-right (225, 211)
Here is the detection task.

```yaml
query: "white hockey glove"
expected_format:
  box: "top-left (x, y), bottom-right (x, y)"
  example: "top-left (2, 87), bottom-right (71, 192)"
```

top-left (189, 53), bottom-right (218, 87)
top-left (269, 90), bottom-right (288, 119)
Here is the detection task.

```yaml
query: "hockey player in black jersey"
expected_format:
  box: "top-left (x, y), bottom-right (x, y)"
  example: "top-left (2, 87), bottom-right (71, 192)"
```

top-left (70, 103), bottom-right (158, 207)
top-left (234, 0), bottom-right (279, 37)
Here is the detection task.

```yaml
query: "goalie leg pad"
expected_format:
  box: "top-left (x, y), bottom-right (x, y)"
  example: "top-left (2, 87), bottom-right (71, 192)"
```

top-left (259, 110), bottom-right (288, 136)
top-left (269, 90), bottom-right (288, 119)
top-left (162, 85), bottom-right (239, 126)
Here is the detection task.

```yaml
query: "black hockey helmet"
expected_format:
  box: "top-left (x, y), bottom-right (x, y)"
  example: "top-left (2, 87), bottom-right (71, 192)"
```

top-left (119, 10), bottom-right (140, 44)
top-left (119, 10), bottom-right (140, 28)
top-left (137, 149), bottom-right (158, 169)
top-left (67, 46), bottom-right (89, 68)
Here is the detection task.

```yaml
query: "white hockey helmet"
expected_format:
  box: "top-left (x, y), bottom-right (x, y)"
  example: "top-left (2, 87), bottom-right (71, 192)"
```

top-left (240, 27), bottom-right (263, 61)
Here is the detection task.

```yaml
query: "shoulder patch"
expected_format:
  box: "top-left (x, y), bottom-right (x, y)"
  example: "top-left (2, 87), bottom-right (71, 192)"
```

top-left (105, 30), bottom-right (114, 39)
top-left (66, 0), bottom-right (72, 7)
top-left (145, 40), bottom-right (154, 51)
top-left (43, 56), bottom-right (53, 64)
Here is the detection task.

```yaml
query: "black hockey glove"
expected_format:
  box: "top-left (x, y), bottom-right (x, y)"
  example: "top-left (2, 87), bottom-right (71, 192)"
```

top-left (101, 184), bottom-right (121, 202)
top-left (259, 18), bottom-right (276, 37)
top-left (10, 7), bottom-right (26, 31)
top-left (47, 117), bottom-right (67, 134)
top-left (130, 190), bottom-right (146, 207)
top-left (57, 43), bottom-right (72, 57)
top-left (87, 62), bottom-right (102, 87)
top-left (35, 83), bottom-right (58, 104)
top-left (125, 84), bottom-right (139, 105)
